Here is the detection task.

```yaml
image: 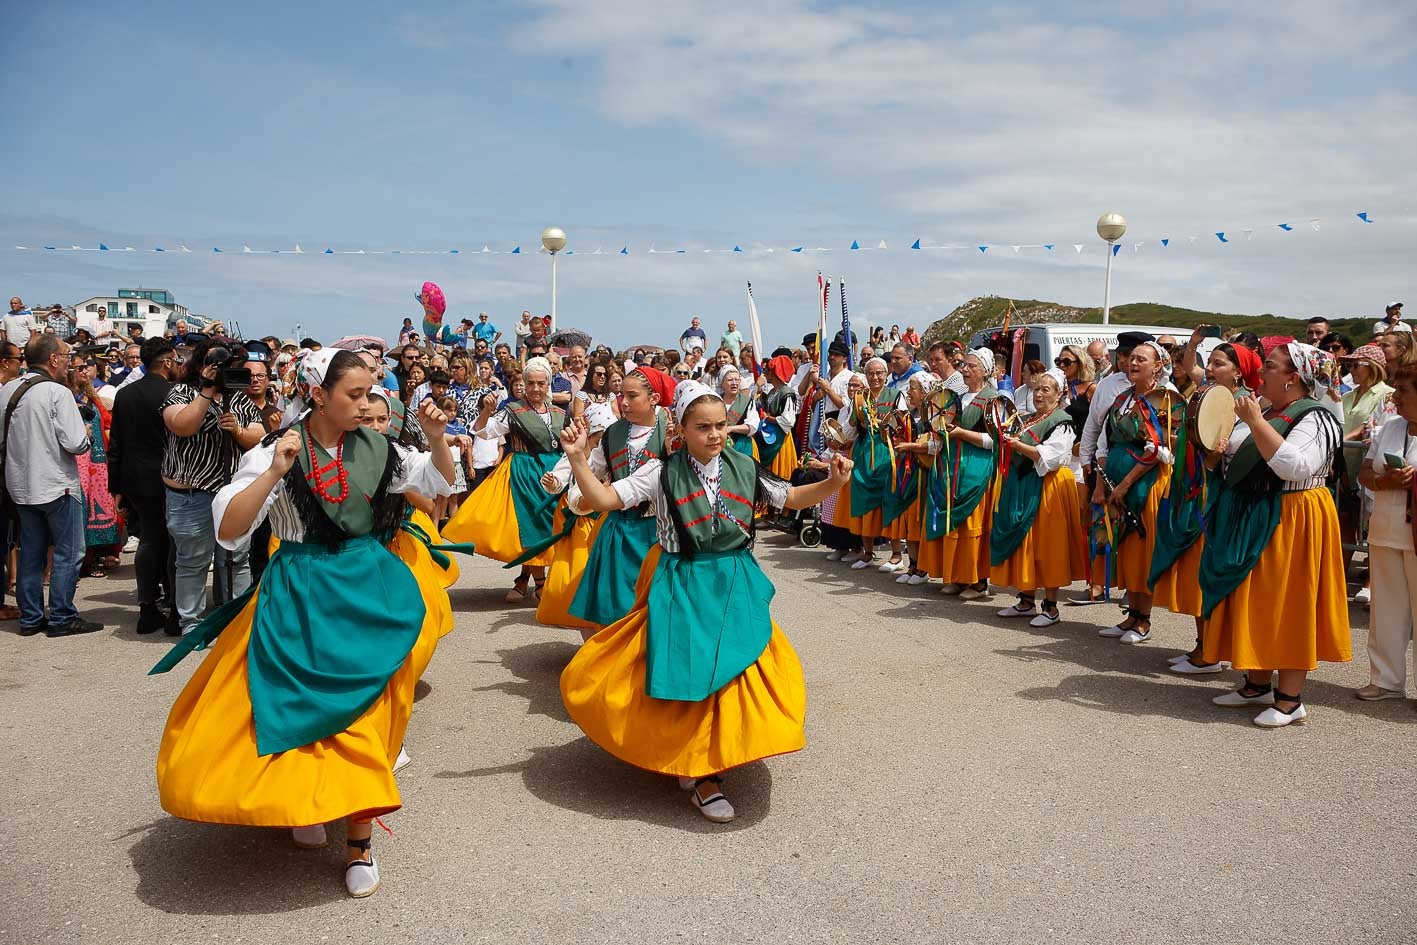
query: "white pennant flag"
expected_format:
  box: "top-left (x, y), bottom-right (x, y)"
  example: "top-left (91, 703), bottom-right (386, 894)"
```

top-left (1310, 219), bottom-right (1321, 231)
top-left (1133, 242), bottom-right (1144, 253)
top-left (1073, 244), bottom-right (1084, 254)
top-left (1244, 229), bottom-right (1254, 240)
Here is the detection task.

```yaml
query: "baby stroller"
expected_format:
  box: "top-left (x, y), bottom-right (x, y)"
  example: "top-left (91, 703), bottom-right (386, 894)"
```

top-left (780, 465), bottom-right (826, 548)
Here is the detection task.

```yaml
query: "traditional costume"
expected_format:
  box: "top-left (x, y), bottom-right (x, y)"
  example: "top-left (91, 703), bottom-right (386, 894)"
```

top-left (846, 384), bottom-right (902, 543)
top-left (561, 383), bottom-right (805, 791)
top-left (755, 356), bottom-right (800, 480)
top-left (724, 387), bottom-right (761, 460)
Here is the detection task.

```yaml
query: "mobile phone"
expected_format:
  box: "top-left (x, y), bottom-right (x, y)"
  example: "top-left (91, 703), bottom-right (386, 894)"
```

top-left (1384, 453), bottom-right (1409, 469)
top-left (1199, 324), bottom-right (1222, 338)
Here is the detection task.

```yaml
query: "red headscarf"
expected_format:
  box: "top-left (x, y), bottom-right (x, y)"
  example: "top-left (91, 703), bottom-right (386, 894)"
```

top-left (631, 366), bottom-right (677, 405)
top-left (766, 355), bottom-right (796, 384)
top-left (1230, 344), bottom-right (1263, 393)
top-left (1259, 335), bottom-right (1293, 357)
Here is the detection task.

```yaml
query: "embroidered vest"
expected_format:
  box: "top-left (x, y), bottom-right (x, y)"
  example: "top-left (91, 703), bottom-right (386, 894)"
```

top-left (602, 411), bottom-right (668, 482)
top-left (662, 448), bottom-right (758, 555)
top-left (1224, 398), bottom-right (1326, 493)
top-left (504, 401), bottom-right (566, 455)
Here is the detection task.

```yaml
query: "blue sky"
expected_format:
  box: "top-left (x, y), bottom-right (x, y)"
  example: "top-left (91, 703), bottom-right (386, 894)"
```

top-left (4, 1), bottom-right (1415, 347)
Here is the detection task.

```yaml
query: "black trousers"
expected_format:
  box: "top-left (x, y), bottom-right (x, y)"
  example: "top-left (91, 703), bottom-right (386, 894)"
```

top-left (129, 491), bottom-right (174, 607)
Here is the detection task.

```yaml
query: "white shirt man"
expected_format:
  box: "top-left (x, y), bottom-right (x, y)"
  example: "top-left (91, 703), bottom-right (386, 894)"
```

top-left (2, 298), bottom-right (36, 348)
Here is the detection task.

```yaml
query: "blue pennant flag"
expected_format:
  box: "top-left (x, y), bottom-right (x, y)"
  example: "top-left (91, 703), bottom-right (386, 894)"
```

top-left (1043, 244), bottom-right (1055, 251)
top-left (1160, 238), bottom-right (1169, 247)
top-left (978, 245), bottom-right (988, 253)
top-left (154, 246), bottom-right (165, 252)
top-left (271, 249), bottom-right (280, 254)
top-left (43, 246), bottom-right (56, 251)
top-left (850, 240), bottom-right (860, 250)
top-left (565, 250), bottom-right (574, 255)
top-left (1277, 223), bottom-right (1293, 231)
top-left (732, 245), bottom-right (742, 252)
top-left (449, 249), bottom-right (460, 254)
top-left (910, 238), bottom-right (921, 250)
top-left (511, 246), bottom-right (521, 254)
top-left (99, 243), bottom-right (109, 251)
top-left (791, 246), bottom-right (804, 253)
top-left (619, 246), bottom-right (628, 255)
top-left (1356, 211), bottom-right (1373, 223)
top-left (675, 249), bottom-right (685, 254)
top-left (213, 247), bottom-right (223, 253)
top-left (391, 250), bottom-right (402, 255)
top-left (1215, 232), bottom-right (1228, 243)
top-left (324, 248), bottom-right (334, 254)
top-left (1112, 243), bottom-right (1121, 255)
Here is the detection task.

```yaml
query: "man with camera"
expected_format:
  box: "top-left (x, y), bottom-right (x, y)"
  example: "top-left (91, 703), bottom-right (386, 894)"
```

top-left (160, 339), bottom-right (264, 635)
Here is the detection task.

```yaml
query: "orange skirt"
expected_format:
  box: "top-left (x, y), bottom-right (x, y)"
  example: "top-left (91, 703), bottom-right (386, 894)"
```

top-left (1092, 464), bottom-right (1171, 595)
top-left (1201, 489), bottom-right (1352, 671)
top-left (536, 511), bottom-right (604, 631)
top-left (991, 467), bottom-right (1088, 592)
top-left (560, 546), bottom-right (806, 778)
top-left (1152, 537), bottom-right (1203, 619)
top-left (921, 492), bottom-right (991, 584)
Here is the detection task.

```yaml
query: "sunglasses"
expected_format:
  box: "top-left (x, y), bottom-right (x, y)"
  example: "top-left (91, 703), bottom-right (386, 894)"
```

top-left (1055, 357), bottom-right (1077, 367)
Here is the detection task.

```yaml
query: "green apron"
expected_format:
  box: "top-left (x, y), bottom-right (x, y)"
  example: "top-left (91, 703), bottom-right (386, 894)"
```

top-left (755, 386), bottom-right (796, 464)
top-left (989, 410), bottom-right (1071, 566)
top-left (850, 388), bottom-right (897, 518)
top-left (1198, 399), bottom-right (1326, 618)
top-left (1147, 393), bottom-right (1231, 589)
top-left (505, 402), bottom-right (567, 555)
top-left (644, 449), bottom-right (774, 702)
top-left (1095, 389), bottom-right (1182, 550)
top-left (726, 392), bottom-right (758, 458)
top-left (151, 423), bottom-right (426, 757)
top-left (925, 390), bottom-right (997, 540)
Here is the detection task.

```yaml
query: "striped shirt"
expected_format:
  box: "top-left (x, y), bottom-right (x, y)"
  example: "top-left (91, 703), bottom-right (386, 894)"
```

top-left (160, 383), bottom-right (262, 492)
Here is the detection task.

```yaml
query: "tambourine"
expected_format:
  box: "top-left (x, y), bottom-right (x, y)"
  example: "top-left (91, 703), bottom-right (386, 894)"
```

top-left (983, 396), bottom-right (1020, 441)
top-left (926, 387), bottom-right (961, 434)
top-left (823, 417), bottom-right (849, 448)
top-left (1186, 384), bottom-right (1235, 451)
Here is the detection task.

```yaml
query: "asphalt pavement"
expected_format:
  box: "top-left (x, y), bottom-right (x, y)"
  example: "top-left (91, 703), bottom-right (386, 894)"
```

top-left (3, 534), bottom-right (1414, 945)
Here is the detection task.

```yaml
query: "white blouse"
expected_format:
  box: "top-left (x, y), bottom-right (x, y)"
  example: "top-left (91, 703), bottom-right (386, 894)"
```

top-left (214, 439), bottom-right (454, 550)
top-left (1094, 389), bottom-right (1177, 467)
top-left (1021, 424), bottom-right (1076, 478)
top-left (607, 454), bottom-right (790, 552)
top-left (1224, 408), bottom-right (1341, 491)
top-left (550, 420), bottom-right (658, 508)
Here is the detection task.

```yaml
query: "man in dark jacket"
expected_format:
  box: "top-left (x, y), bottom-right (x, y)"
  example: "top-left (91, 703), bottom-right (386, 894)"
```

top-left (108, 337), bottom-right (178, 634)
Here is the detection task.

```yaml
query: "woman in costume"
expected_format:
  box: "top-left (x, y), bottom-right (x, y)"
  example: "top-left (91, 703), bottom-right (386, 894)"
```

top-left (889, 372), bottom-right (937, 586)
top-left (558, 381), bottom-right (852, 823)
top-left (922, 349), bottom-right (1001, 601)
top-left (1200, 343), bottom-right (1350, 727)
top-left (442, 356), bottom-right (566, 604)
top-left (1091, 341), bottom-right (1184, 645)
top-left (822, 372), bottom-right (868, 562)
top-left (551, 368), bottom-right (675, 636)
top-left (842, 358), bottom-right (902, 570)
top-left (1152, 342), bottom-right (1261, 675)
top-left (152, 350), bottom-right (455, 898)
top-left (754, 354), bottom-right (800, 480)
top-left (990, 369), bottom-right (1087, 626)
top-left (721, 366), bottom-right (760, 460)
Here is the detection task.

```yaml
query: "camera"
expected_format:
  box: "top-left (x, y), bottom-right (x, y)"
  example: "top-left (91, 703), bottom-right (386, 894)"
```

top-left (202, 346), bottom-right (253, 404)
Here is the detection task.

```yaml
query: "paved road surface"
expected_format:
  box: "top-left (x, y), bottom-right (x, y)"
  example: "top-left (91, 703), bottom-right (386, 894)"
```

top-left (3, 534), bottom-right (1414, 944)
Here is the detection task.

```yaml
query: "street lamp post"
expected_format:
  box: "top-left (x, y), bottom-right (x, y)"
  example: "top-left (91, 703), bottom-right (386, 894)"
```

top-left (541, 226), bottom-right (567, 333)
top-left (1096, 212), bottom-right (1127, 325)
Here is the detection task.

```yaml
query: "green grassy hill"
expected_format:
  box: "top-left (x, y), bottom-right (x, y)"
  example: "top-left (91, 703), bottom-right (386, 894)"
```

top-left (922, 297), bottom-right (1375, 347)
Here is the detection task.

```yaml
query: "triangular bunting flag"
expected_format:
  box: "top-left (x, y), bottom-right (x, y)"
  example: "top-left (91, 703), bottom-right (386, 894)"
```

top-left (511, 246), bottom-right (521, 254)
top-left (1073, 244), bottom-right (1084, 253)
top-left (732, 245), bottom-right (742, 253)
top-left (877, 240), bottom-right (888, 250)
top-left (448, 249), bottom-right (459, 254)
top-left (294, 244), bottom-right (304, 254)
top-left (324, 248), bottom-right (334, 254)
top-left (849, 240), bottom-right (860, 250)
top-left (1244, 229), bottom-right (1253, 240)
top-left (1012, 246), bottom-right (1020, 254)
top-left (98, 243), bottom-right (109, 251)
top-left (978, 245), bottom-right (988, 253)
top-left (1278, 223), bottom-right (1293, 231)
top-left (1215, 232), bottom-right (1228, 243)
top-left (620, 247), bottom-right (628, 255)
top-left (154, 246), bottom-right (165, 252)
top-left (1160, 238), bottom-right (1169, 247)
top-left (1044, 244), bottom-right (1054, 251)
top-left (1356, 211), bottom-right (1373, 223)
top-left (791, 246), bottom-right (804, 253)
top-left (213, 247), bottom-right (222, 253)
top-left (1112, 243), bottom-right (1121, 256)
top-left (1309, 220), bottom-right (1320, 231)
top-left (481, 245), bottom-right (492, 253)
top-left (910, 239), bottom-right (921, 250)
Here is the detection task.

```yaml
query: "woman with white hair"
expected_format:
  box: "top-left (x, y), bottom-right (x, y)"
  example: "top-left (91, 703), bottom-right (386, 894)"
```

top-left (920, 348), bottom-right (1003, 601)
top-left (1090, 340), bottom-right (1184, 645)
top-left (1199, 343), bottom-right (1350, 727)
top-left (990, 369), bottom-right (1087, 625)
top-left (888, 372), bottom-right (940, 586)
top-left (843, 357), bottom-right (903, 570)
top-left (558, 381), bottom-right (852, 823)
top-left (720, 365), bottom-right (760, 460)
top-left (443, 356), bottom-right (567, 603)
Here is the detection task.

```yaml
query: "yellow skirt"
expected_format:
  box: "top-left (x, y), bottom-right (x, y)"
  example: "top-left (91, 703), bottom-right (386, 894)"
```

top-left (1202, 489), bottom-right (1352, 671)
top-left (407, 508), bottom-right (460, 589)
top-left (442, 459), bottom-right (552, 567)
top-left (767, 435), bottom-right (799, 482)
top-left (1152, 537), bottom-right (1203, 619)
top-left (388, 526), bottom-right (456, 641)
top-left (851, 506), bottom-right (884, 541)
top-left (1092, 464), bottom-right (1171, 595)
top-left (560, 546), bottom-right (806, 778)
top-left (155, 578), bottom-right (442, 827)
top-left (536, 511), bottom-right (604, 630)
top-left (991, 467), bottom-right (1088, 592)
top-left (922, 492), bottom-right (991, 584)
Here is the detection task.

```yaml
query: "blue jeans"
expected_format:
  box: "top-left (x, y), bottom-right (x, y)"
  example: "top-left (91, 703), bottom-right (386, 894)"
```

top-left (16, 494), bottom-right (85, 629)
top-left (165, 488), bottom-right (251, 634)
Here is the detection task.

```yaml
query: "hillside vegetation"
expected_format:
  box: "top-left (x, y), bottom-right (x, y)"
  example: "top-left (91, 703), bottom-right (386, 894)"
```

top-left (922, 297), bottom-right (1376, 347)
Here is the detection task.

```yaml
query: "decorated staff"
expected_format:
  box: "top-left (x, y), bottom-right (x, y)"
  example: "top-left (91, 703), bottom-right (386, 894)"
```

top-left (1199, 343), bottom-right (1350, 728)
top-left (1091, 341), bottom-right (1185, 645)
top-left (1150, 342), bottom-right (1260, 675)
top-left (990, 369), bottom-right (1088, 625)
top-left (557, 381), bottom-right (852, 824)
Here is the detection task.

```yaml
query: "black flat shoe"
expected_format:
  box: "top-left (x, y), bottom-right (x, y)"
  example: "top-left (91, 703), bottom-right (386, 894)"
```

top-left (46, 617), bottom-right (103, 638)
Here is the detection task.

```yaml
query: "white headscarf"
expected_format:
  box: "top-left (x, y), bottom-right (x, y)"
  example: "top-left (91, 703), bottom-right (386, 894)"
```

top-left (672, 380), bottom-right (720, 426)
top-left (1284, 342), bottom-right (1333, 397)
top-left (522, 356), bottom-right (555, 383)
top-left (583, 400), bottom-right (615, 434)
top-left (1136, 340), bottom-right (1174, 386)
top-left (968, 347), bottom-right (995, 376)
top-left (300, 348), bottom-right (337, 388)
top-left (1041, 367), bottom-right (1068, 401)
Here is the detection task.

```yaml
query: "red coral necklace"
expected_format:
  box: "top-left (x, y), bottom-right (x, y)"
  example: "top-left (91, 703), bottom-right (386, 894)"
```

top-left (306, 431), bottom-right (349, 504)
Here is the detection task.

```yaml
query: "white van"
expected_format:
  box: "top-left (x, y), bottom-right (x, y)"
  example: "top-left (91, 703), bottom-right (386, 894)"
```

top-left (966, 323), bottom-right (1222, 378)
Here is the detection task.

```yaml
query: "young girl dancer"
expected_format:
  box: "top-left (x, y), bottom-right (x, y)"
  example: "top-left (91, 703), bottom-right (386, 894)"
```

top-left (151, 350), bottom-right (455, 898)
top-left (557, 382), bottom-right (851, 823)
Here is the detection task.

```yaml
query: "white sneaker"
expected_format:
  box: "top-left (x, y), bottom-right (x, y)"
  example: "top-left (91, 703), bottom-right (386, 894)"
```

top-left (895, 572), bottom-right (913, 584)
top-left (1354, 587), bottom-right (1371, 606)
top-left (1098, 624), bottom-right (1128, 638)
top-left (1119, 628), bottom-right (1152, 645)
top-left (123, 535), bottom-right (139, 554)
top-left (1029, 610), bottom-right (1060, 628)
top-left (997, 601), bottom-right (1036, 619)
top-left (1253, 702), bottom-right (1308, 728)
top-left (291, 824), bottom-right (328, 849)
top-left (958, 584), bottom-right (991, 601)
top-left (345, 856), bottom-right (380, 898)
top-left (907, 573), bottom-right (928, 586)
top-left (825, 550), bottom-right (843, 561)
top-left (1213, 687), bottom-right (1276, 707)
top-left (690, 782), bottom-right (735, 823)
top-left (940, 583), bottom-right (963, 596)
top-left (850, 558), bottom-right (872, 570)
top-left (394, 745), bottom-right (411, 773)
top-left (878, 559), bottom-right (904, 573)
top-left (1170, 657), bottom-right (1226, 675)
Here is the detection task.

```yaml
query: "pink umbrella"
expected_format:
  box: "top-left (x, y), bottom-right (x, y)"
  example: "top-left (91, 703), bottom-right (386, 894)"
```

top-left (330, 334), bottom-right (389, 352)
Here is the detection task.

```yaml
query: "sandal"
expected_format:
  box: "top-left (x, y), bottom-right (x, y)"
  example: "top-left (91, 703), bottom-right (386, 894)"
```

top-left (344, 836), bottom-right (380, 898)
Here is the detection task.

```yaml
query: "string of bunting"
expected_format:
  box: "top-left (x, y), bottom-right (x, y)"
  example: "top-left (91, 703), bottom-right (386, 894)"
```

top-left (12, 211), bottom-right (1383, 258)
